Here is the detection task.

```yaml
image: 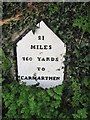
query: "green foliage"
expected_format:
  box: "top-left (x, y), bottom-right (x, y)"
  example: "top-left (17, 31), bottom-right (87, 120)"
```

top-left (71, 79), bottom-right (82, 107)
top-left (0, 48), bottom-right (11, 78)
top-left (73, 108), bottom-right (88, 119)
top-left (3, 82), bottom-right (63, 119)
top-left (73, 3), bottom-right (90, 34)
top-left (2, 2), bottom-right (90, 119)
top-left (73, 16), bottom-right (90, 33)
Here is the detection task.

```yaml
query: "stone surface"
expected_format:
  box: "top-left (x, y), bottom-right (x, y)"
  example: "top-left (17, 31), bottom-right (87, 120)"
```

top-left (16, 21), bottom-right (66, 88)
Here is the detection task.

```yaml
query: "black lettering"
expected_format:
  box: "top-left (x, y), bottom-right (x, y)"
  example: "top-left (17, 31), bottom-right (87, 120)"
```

top-left (44, 45), bottom-right (48, 50)
top-left (32, 76), bottom-right (37, 80)
top-left (56, 57), bottom-right (59, 61)
top-left (49, 77), bottom-right (53, 80)
top-left (28, 76), bottom-right (32, 80)
top-left (37, 45), bottom-right (39, 49)
top-left (31, 45), bottom-right (35, 49)
top-left (29, 57), bottom-right (32, 61)
top-left (41, 76), bottom-right (45, 80)
top-left (53, 77), bottom-right (56, 80)
top-left (38, 36), bottom-right (41, 40)
top-left (49, 45), bottom-right (52, 49)
top-left (44, 76), bottom-right (48, 80)
top-left (22, 57), bottom-right (25, 61)
top-left (42, 36), bottom-right (44, 40)
top-left (42, 67), bottom-right (45, 71)
top-left (37, 67), bottom-right (40, 71)
top-left (40, 45), bottom-right (43, 49)
top-left (37, 57), bottom-right (41, 61)
top-left (51, 57), bottom-right (54, 61)
top-left (21, 76), bottom-right (24, 80)
top-left (26, 57), bottom-right (28, 61)
top-left (25, 76), bottom-right (28, 80)
top-left (38, 36), bottom-right (44, 40)
top-left (42, 58), bottom-right (45, 61)
top-left (37, 76), bottom-right (41, 80)
top-left (30, 45), bottom-right (52, 50)
top-left (46, 57), bottom-right (50, 61)
top-left (56, 77), bottom-right (60, 80)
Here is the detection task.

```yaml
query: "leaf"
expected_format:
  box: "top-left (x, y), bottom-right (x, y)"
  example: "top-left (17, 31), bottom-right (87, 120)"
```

top-left (0, 48), bottom-right (11, 77)
top-left (73, 16), bottom-right (90, 33)
top-left (53, 85), bottom-right (63, 95)
top-left (47, 89), bottom-right (54, 97)
top-left (73, 108), bottom-right (88, 119)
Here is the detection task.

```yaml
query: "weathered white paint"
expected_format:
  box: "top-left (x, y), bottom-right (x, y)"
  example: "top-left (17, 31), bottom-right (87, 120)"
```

top-left (16, 21), bottom-right (66, 89)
